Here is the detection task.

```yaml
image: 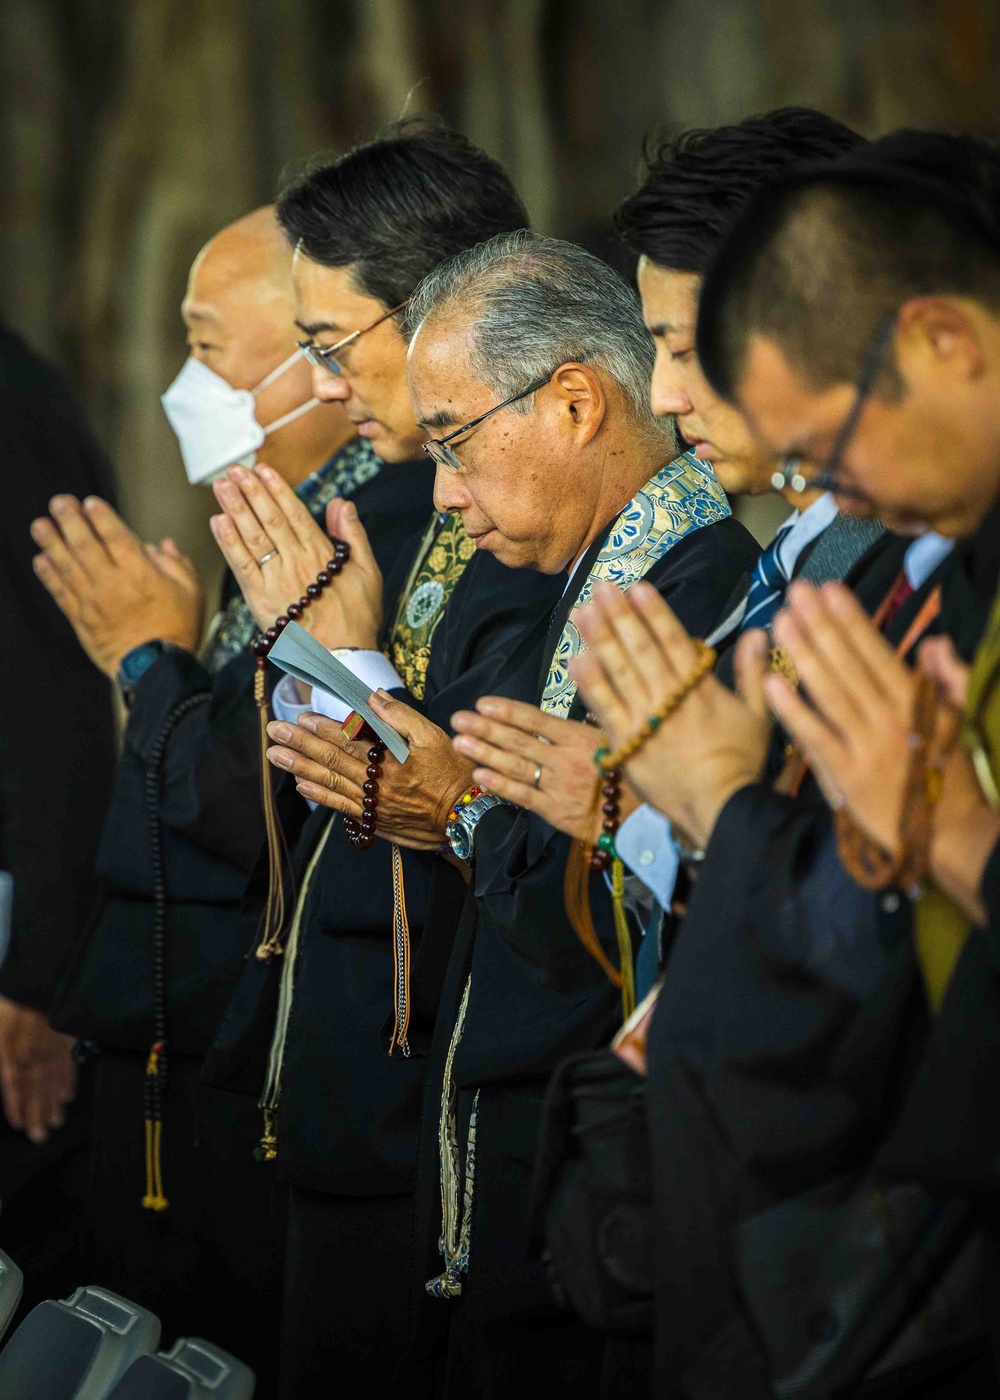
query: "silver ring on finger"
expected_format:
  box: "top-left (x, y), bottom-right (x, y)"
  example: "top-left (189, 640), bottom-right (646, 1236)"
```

top-left (257, 549), bottom-right (279, 567)
top-left (533, 763), bottom-right (543, 790)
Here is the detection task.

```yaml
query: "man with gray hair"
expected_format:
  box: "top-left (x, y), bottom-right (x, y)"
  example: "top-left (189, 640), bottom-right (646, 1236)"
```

top-left (265, 230), bottom-right (759, 1391)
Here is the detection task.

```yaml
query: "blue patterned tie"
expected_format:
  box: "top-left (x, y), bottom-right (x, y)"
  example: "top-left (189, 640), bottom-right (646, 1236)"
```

top-left (742, 522), bottom-right (794, 632)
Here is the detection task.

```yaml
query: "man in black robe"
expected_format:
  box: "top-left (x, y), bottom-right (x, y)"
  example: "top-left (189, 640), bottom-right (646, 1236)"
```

top-left (563, 139), bottom-right (1000, 1395)
top-left (205, 124), bottom-right (564, 1398)
top-left (32, 206), bottom-right (431, 1382)
top-left (0, 321), bottom-right (117, 1311)
top-left (266, 229), bottom-right (760, 1394)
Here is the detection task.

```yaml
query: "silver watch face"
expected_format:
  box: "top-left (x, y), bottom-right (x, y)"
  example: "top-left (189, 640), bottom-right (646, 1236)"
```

top-left (449, 820), bottom-right (473, 862)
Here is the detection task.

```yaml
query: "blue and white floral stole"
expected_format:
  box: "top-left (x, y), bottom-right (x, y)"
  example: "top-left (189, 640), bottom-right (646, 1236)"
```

top-left (540, 450), bottom-right (730, 718)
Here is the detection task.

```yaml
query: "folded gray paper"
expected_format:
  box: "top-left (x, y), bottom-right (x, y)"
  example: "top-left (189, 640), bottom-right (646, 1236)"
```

top-left (268, 622), bottom-right (410, 763)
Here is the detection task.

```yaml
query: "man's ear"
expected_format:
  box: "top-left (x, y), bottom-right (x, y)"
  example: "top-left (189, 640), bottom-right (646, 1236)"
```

top-left (897, 296), bottom-right (987, 385)
top-left (551, 362), bottom-right (606, 443)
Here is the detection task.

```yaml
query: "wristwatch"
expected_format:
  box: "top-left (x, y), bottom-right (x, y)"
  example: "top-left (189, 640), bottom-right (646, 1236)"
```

top-left (445, 793), bottom-right (507, 863)
top-left (116, 640), bottom-right (178, 705)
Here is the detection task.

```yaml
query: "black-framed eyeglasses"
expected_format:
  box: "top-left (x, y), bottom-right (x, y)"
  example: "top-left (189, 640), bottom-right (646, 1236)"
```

top-left (423, 375), bottom-right (552, 470)
top-left (773, 314), bottom-right (896, 497)
top-left (297, 300), bottom-right (409, 376)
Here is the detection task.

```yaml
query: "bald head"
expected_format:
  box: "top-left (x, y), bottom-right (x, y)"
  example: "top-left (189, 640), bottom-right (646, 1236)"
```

top-left (178, 204), bottom-right (353, 484)
top-left (186, 206), bottom-right (293, 314)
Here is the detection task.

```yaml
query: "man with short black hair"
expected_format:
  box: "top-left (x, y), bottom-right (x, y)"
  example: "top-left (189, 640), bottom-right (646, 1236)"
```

top-left (207, 124), bottom-right (562, 1399)
top-left (566, 134), bottom-right (1000, 1396)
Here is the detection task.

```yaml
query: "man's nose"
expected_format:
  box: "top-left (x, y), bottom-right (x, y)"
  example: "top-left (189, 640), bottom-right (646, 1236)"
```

top-left (433, 463), bottom-right (472, 514)
top-left (650, 362), bottom-right (693, 419)
top-left (312, 364), bottom-right (350, 402)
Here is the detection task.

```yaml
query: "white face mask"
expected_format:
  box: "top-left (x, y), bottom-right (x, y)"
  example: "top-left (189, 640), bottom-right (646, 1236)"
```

top-left (161, 349), bottom-right (320, 486)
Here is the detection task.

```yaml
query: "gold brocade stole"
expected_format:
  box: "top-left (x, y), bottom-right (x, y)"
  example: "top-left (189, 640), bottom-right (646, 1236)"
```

top-left (256, 510), bottom-right (474, 1154)
top-left (914, 585), bottom-right (1000, 1012)
top-left (388, 512), bottom-right (475, 702)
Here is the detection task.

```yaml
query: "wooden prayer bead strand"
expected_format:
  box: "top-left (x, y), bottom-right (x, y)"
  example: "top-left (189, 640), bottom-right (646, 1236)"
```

top-left (590, 769), bottom-right (622, 872)
top-left (251, 539), bottom-right (350, 964)
top-left (251, 539), bottom-right (351, 662)
top-left (343, 742), bottom-right (387, 850)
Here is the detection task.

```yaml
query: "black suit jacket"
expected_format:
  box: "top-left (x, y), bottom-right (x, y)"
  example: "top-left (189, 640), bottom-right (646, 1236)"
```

top-left (0, 324), bottom-right (117, 1013)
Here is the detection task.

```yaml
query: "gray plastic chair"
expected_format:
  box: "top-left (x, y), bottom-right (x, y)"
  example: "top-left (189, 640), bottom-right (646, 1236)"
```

top-left (0, 1284), bottom-right (160, 1398)
top-left (0, 1248), bottom-right (24, 1343)
top-left (105, 1337), bottom-right (255, 1398)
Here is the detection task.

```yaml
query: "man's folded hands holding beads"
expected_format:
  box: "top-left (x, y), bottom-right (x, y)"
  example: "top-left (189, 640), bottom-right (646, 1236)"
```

top-left (451, 700), bottom-right (643, 845)
top-left (266, 692), bottom-right (476, 853)
top-left (766, 580), bottom-right (997, 925)
top-left (210, 462), bottom-right (384, 651)
top-left (569, 580), bottom-right (773, 851)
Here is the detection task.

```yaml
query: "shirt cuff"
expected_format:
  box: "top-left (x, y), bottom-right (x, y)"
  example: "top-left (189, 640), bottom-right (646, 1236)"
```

top-left (615, 804), bottom-right (681, 909)
top-left (307, 650), bottom-right (406, 724)
top-left (271, 673), bottom-right (314, 724)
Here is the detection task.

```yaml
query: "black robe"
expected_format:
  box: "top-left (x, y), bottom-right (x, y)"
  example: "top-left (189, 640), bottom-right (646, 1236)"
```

top-left (50, 454), bottom-right (436, 1384)
top-left (0, 323), bottom-right (117, 1323)
top-left (51, 458), bottom-right (436, 1053)
top-left (0, 323), bottom-right (117, 1014)
top-left (643, 533), bottom-right (993, 1398)
top-left (403, 513), bottom-right (760, 1381)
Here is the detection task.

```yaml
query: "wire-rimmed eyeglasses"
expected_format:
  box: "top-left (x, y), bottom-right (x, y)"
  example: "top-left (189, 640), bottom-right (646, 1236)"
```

top-left (297, 300), bottom-right (409, 376)
top-left (772, 315), bottom-right (897, 498)
top-left (423, 375), bottom-right (552, 471)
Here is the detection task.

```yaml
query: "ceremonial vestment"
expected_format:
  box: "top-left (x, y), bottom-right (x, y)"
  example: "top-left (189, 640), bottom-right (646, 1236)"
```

top-left (54, 442), bottom-right (434, 1382)
top-left (206, 509), bottom-right (562, 1397)
top-left (643, 528), bottom-right (993, 1398)
top-left (407, 453), bottom-right (760, 1396)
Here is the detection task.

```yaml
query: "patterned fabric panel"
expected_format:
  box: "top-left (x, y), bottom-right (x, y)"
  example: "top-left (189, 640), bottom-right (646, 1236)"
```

top-left (387, 511), bottom-right (475, 703)
top-left (203, 438), bottom-right (382, 674)
top-left (540, 450), bottom-right (730, 717)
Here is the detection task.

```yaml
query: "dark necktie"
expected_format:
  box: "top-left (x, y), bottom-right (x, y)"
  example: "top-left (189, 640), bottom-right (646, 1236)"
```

top-left (742, 521), bottom-right (794, 632)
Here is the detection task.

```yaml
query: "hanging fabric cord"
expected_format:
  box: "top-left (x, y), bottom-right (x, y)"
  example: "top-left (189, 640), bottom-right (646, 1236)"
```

top-left (143, 690), bottom-right (211, 1211)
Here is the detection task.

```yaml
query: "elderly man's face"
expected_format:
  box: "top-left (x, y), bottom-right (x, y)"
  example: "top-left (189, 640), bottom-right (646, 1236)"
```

top-left (737, 304), bottom-right (1000, 537)
top-left (408, 316), bottom-right (607, 573)
top-left (292, 252), bottom-right (424, 463)
top-left (638, 259), bottom-right (776, 496)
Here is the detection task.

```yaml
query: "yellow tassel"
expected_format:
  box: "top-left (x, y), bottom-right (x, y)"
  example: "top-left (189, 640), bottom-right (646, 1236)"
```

top-left (257, 1107), bottom-right (279, 1163)
top-left (611, 859), bottom-right (636, 1021)
top-left (142, 1045), bottom-right (169, 1211)
top-left (390, 845), bottom-right (412, 1055)
top-left (254, 663), bottom-right (289, 961)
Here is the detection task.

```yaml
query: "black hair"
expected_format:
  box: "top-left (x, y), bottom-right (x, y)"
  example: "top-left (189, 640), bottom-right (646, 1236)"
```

top-left (277, 117), bottom-right (530, 309)
top-left (615, 107), bottom-right (863, 275)
top-left (696, 134), bottom-right (1000, 403)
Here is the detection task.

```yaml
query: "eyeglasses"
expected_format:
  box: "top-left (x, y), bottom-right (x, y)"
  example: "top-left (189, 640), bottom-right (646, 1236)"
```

top-left (772, 314), bottom-right (897, 497)
top-left (423, 375), bottom-right (552, 470)
top-left (297, 300), bottom-right (409, 376)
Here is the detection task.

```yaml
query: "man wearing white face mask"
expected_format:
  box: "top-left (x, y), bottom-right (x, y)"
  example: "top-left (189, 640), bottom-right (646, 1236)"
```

top-left (31, 205), bottom-right (437, 1385)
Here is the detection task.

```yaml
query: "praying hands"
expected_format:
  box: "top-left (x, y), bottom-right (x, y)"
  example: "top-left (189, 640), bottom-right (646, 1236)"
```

top-left (451, 698), bottom-right (641, 843)
top-left (765, 581), bottom-right (999, 924)
top-left (31, 494), bottom-right (204, 677)
top-left (266, 691), bottom-right (475, 851)
top-left (210, 463), bottom-right (384, 651)
top-left (568, 580), bottom-right (773, 849)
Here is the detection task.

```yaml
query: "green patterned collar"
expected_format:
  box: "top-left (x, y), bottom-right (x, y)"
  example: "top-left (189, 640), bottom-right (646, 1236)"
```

top-left (540, 449), bottom-right (730, 717)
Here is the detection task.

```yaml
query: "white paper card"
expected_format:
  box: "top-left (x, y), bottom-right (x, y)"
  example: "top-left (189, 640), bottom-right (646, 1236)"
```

top-left (267, 622), bottom-right (410, 763)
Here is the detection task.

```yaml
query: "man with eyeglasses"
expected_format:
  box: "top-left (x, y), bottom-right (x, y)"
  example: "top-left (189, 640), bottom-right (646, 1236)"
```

top-left (263, 228), bottom-right (759, 1393)
top-left (25, 205), bottom-right (435, 1385)
top-left (205, 122), bottom-right (564, 1398)
top-left (561, 135), bottom-right (1000, 1395)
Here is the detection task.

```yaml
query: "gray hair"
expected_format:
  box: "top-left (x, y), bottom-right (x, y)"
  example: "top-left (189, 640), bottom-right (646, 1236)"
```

top-left (404, 230), bottom-right (673, 438)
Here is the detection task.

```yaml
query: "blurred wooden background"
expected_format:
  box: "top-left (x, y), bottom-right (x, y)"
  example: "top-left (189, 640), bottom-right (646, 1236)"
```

top-left (2, 0), bottom-right (998, 571)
